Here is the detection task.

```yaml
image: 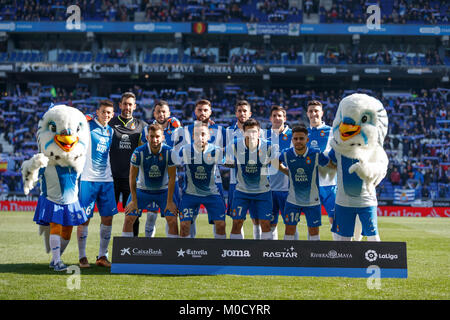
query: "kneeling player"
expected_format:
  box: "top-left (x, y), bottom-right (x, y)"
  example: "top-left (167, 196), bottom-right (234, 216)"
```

top-left (277, 125), bottom-right (335, 240)
top-left (176, 123), bottom-right (226, 238)
top-left (123, 124), bottom-right (178, 237)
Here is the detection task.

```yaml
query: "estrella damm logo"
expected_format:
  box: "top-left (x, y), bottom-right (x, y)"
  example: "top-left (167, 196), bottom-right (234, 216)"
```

top-left (192, 22), bottom-right (207, 34)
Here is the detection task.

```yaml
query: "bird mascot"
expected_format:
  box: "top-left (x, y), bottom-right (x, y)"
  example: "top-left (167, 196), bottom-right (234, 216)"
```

top-left (21, 104), bottom-right (90, 271)
top-left (329, 93), bottom-right (388, 241)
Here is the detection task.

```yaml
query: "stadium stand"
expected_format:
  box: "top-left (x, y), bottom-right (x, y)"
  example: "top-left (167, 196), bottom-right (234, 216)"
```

top-left (0, 83), bottom-right (448, 200)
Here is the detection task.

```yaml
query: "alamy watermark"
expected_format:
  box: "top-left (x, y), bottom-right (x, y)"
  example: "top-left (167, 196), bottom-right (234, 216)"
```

top-left (366, 265), bottom-right (381, 290)
top-left (66, 265), bottom-right (81, 290)
top-left (366, 5), bottom-right (381, 30)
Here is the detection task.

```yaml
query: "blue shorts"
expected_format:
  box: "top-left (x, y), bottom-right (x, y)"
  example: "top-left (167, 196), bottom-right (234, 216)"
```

top-left (231, 190), bottom-right (273, 221)
top-left (283, 202), bottom-right (322, 227)
top-left (179, 193), bottom-right (226, 224)
top-left (319, 185), bottom-right (337, 219)
top-left (126, 189), bottom-right (176, 218)
top-left (79, 181), bottom-right (118, 218)
top-left (271, 190), bottom-right (288, 225)
top-left (331, 204), bottom-right (378, 237)
top-left (146, 181), bottom-right (181, 215)
top-left (226, 183), bottom-right (236, 216)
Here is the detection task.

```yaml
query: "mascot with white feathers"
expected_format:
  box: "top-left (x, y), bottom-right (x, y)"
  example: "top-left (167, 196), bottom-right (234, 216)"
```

top-left (328, 93), bottom-right (388, 241)
top-left (21, 104), bottom-right (90, 271)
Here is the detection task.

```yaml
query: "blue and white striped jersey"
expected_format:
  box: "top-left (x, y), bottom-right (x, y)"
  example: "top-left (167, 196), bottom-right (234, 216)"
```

top-left (39, 165), bottom-right (80, 205)
top-left (177, 143), bottom-right (223, 197)
top-left (81, 119), bottom-right (114, 182)
top-left (266, 126), bottom-right (292, 191)
top-left (279, 147), bottom-right (330, 206)
top-left (130, 143), bottom-right (175, 192)
top-left (228, 138), bottom-right (277, 194)
top-left (307, 123), bottom-right (336, 187)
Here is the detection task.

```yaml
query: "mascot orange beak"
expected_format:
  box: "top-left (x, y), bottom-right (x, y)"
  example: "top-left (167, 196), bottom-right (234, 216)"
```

top-left (339, 123), bottom-right (361, 141)
top-left (54, 134), bottom-right (79, 152)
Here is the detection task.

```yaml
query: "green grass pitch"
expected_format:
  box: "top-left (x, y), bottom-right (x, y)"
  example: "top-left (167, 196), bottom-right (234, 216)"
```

top-left (0, 211), bottom-right (448, 300)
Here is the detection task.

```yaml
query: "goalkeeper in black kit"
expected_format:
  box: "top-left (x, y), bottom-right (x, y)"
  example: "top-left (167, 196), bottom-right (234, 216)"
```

top-left (109, 92), bottom-right (147, 237)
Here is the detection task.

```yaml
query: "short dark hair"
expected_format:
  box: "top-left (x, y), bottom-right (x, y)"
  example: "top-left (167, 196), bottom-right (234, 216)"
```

top-left (292, 125), bottom-right (309, 136)
top-left (99, 99), bottom-right (114, 109)
top-left (147, 123), bottom-right (164, 133)
top-left (243, 118), bottom-right (260, 131)
top-left (307, 100), bottom-right (322, 108)
top-left (195, 99), bottom-right (211, 109)
top-left (235, 100), bottom-right (251, 111)
top-left (154, 100), bottom-right (169, 109)
top-left (120, 91), bottom-right (136, 103)
top-left (270, 105), bottom-right (286, 116)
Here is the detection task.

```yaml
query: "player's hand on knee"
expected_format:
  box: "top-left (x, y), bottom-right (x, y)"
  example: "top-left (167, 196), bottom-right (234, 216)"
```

top-left (165, 201), bottom-right (178, 216)
top-left (124, 201), bottom-right (137, 215)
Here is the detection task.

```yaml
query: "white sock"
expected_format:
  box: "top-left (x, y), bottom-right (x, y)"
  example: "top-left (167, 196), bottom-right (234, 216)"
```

top-left (214, 233), bottom-right (226, 239)
top-left (145, 212), bottom-right (158, 237)
top-left (99, 224), bottom-right (112, 257)
top-left (284, 234), bottom-right (295, 240)
top-left (308, 234), bottom-right (320, 241)
top-left (230, 233), bottom-right (243, 239)
top-left (335, 234), bottom-right (352, 241)
top-left (241, 226), bottom-right (245, 239)
top-left (253, 224), bottom-right (261, 239)
top-left (181, 235), bottom-right (191, 238)
top-left (261, 231), bottom-right (273, 240)
top-left (332, 232), bottom-right (339, 241)
top-left (271, 226), bottom-right (278, 240)
top-left (294, 227), bottom-right (299, 240)
top-left (122, 232), bottom-right (134, 237)
top-left (60, 238), bottom-right (70, 256)
top-left (190, 216), bottom-right (197, 238)
top-left (77, 225), bottom-right (88, 259)
top-left (367, 234), bottom-right (381, 242)
top-left (167, 233), bottom-right (178, 238)
top-left (50, 234), bottom-right (61, 263)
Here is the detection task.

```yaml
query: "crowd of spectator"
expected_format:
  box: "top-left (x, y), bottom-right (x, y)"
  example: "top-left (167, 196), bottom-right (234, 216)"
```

top-left (320, 0), bottom-right (449, 25)
top-left (2, 0), bottom-right (447, 25)
top-left (1, 83), bottom-right (448, 199)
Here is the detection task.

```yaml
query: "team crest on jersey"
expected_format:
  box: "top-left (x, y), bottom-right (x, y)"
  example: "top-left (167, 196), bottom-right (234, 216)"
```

top-left (282, 134), bottom-right (288, 141)
top-left (306, 156), bottom-right (311, 164)
top-left (159, 153), bottom-right (163, 161)
top-left (130, 123), bottom-right (135, 130)
top-left (320, 130), bottom-right (325, 137)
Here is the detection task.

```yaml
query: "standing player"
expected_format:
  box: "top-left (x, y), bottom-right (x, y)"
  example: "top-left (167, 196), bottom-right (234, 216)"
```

top-left (277, 125), bottom-right (335, 240)
top-left (267, 105), bottom-right (292, 240)
top-left (227, 119), bottom-right (278, 240)
top-left (77, 100), bottom-right (117, 268)
top-left (175, 99), bottom-right (226, 238)
top-left (306, 100), bottom-right (338, 240)
top-left (123, 124), bottom-right (178, 238)
top-left (225, 100), bottom-right (252, 239)
top-left (109, 92), bottom-right (147, 237)
top-left (176, 123), bottom-right (226, 238)
top-left (140, 100), bottom-right (182, 237)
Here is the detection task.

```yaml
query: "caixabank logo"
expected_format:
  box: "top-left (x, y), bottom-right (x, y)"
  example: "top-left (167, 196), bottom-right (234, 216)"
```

top-left (365, 249), bottom-right (398, 262)
top-left (120, 247), bottom-right (162, 257)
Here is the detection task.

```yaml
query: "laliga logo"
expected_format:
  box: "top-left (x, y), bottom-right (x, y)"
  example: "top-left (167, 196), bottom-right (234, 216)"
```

top-left (365, 250), bottom-right (378, 262)
top-left (365, 249), bottom-right (398, 262)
